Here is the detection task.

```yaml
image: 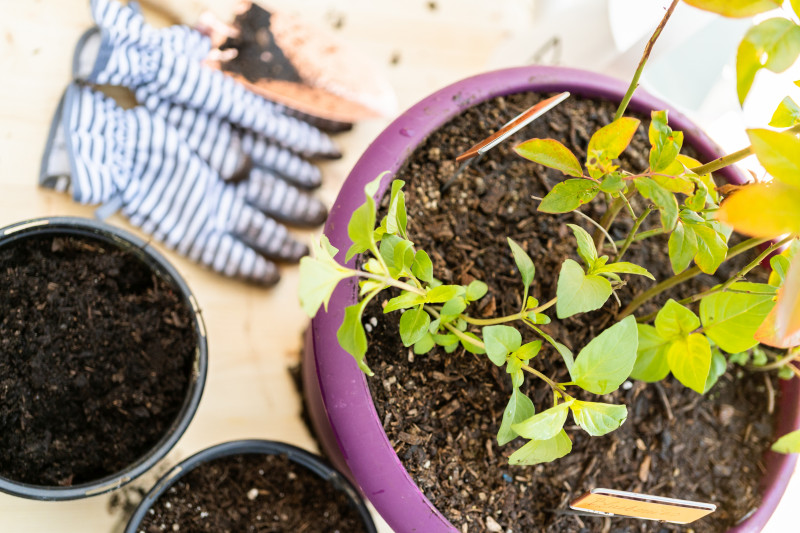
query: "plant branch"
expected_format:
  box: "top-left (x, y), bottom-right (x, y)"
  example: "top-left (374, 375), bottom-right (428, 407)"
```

top-left (619, 236), bottom-right (771, 319)
top-left (357, 271), bottom-right (426, 296)
top-left (594, 195), bottom-right (626, 248)
top-left (677, 236), bottom-right (793, 306)
top-left (614, 227), bottom-right (667, 247)
top-left (614, 0), bottom-right (680, 120)
top-left (460, 311), bottom-right (526, 326)
top-left (521, 364), bottom-right (573, 399)
top-left (532, 195), bottom-right (618, 255)
top-left (689, 124), bottom-right (800, 176)
top-left (616, 207), bottom-right (652, 261)
top-left (749, 347), bottom-right (800, 372)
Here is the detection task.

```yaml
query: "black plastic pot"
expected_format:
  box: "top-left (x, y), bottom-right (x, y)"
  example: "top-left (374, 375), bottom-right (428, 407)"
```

top-left (0, 216), bottom-right (208, 501)
top-left (124, 439), bottom-right (378, 532)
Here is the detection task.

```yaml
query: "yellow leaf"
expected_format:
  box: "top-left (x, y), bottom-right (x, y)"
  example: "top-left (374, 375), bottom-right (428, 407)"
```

top-left (748, 129), bottom-right (800, 188)
top-left (757, 253), bottom-right (800, 348)
top-left (716, 182), bottom-right (800, 238)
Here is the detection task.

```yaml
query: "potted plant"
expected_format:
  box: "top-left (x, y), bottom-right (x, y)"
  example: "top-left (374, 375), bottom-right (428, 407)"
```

top-left (301, 2), bottom-right (800, 532)
top-left (123, 440), bottom-right (377, 532)
top-left (0, 217), bottom-right (207, 501)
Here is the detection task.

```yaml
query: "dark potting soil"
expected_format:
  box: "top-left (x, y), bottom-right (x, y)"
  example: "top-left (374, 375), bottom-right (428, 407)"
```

top-left (364, 92), bottom-right (777, 532)
top-left (0, 234), bottom-right (196, 486)
top-left (137, 453), bottom-right (368, 533)
top-left (221, 3), bottom-right (303, 84)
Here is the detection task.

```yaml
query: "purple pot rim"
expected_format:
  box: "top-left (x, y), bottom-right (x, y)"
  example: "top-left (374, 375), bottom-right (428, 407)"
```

top-left (311, 66), bottom-right (800, 532)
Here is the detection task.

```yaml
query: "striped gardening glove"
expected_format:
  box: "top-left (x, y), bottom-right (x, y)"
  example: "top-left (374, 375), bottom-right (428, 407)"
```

top-left (41, 83), bottom-right (325, 286)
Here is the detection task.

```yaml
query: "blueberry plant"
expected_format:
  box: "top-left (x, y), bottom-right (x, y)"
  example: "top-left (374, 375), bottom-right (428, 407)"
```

top-left (300, 0), bottom-right (800, 463)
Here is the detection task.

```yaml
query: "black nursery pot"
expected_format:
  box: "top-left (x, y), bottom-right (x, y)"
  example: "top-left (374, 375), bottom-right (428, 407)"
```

top-left (124, 440), bottom-right (378, 533)
top-left (0, 217), bottom-right (207, 501)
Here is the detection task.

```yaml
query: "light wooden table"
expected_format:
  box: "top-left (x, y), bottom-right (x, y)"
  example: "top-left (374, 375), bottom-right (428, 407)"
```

top-left (0, 1), bottom-right (796, 531)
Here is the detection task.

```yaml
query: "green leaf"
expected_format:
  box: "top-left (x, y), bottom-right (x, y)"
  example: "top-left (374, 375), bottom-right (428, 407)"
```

top-left (655, 299), bottom-right (700, 339)
top-left (507, 238), bottom-right (536, 289)
top-left (426, 285), bottom-right (462, 304)
top-left (515, 341), bottom-right (543, 362)
top-left (298, 237), bottom-right (350, 317)
top-left (592, 262), bottom-right (654, 280)
top-left (570, 401), bottom-right (628, 436)
top-left (413, 333), bottom-right (435, 354)
top-left (630, 324), bottom-right (671, 382)
top-left (497, 388), bottom-right (537, 446)
top-left (337, 301), bottom-right (372, 375)
top-left (587, 117), bottom-right (641, 161)
top-left (483, 325), bottom-right (522, 366)
top-left (769, 96), bottom-right (800, 127)
top-left (556, 259), bottom-right (612, 319)
top-left (737, 18), bottom-right (800, 105)
top-left (378, 234), bottom-right (402, 273)
top-left (512, 401), bottom-right (573, 441)
top-left (668, 222), bottom-right (698, 275)
top-left (648, 110), bottom-right (683, 173)
top-left (538, 179), bottom-right (600, 214)
top-left (514, 138), bottom-right (583, 177)
top-left (667, 333), bottom-right (712, 394)
top-left (634, 177), bottom-right (678, 231)
top-left (571, 316), bottom-right (639, 394)
top-left (393, 239), bottom-right (415, 273)
top-left (440, 297), bottom-right (467, 323)
top-left (466, 280), bottom-right (488, 302)
top-left (460, 331), bottom-right (485, 354)
top-left (508, 430), bottom-right (572, 465)
top-left (703, 349), bottom-right (728, 394)
top-left (411, 250), bottom-right (433, 282)
top-left (748, 128), bottom-right (800, 188)
top-left (567, 223), bottom-right (598, 266)
top-left (399, 307), bottom-right (431, 347)
top-left (384, 179), bottom-right (408, 238)
top-left (771, 254), bottom-right (792, 286)
top-left (691, 223), bottom-right (728, 275)
top-left (345, 173), bottom-right (385, 261)
top-left (683, 0), bottom-right (781, 18)
top-left (700, 282), bottom-right (777, 353)
top-left (772, 429), bottom-right (800, 453)
top-left (384, 291), bottom-right (426, 313)
top-left (600, 172), bottom-right (626, 194)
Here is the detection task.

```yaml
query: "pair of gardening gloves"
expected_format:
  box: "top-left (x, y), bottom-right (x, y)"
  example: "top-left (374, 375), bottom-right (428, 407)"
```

top-left (41, 0), bottom-right (349, 285)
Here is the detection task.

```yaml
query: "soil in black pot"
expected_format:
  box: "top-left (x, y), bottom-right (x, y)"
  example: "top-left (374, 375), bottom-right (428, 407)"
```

top-left (364, 92), bottom-right (777, 532)
top-left (137, 453), bottom-right (368, 533)
top-left (0, 234), bottom-right (197, 487)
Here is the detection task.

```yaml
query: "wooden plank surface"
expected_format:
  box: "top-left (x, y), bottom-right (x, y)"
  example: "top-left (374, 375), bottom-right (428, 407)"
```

top-left (0, 1), bottom-right (796, 532)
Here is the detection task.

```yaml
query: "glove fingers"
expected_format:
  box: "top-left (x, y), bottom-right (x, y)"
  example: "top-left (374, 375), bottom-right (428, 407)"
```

top-left (228, 202), bottom-right (308, 263)
top-left (238, 169), bottom-right (327, 227)
top-left (241, 132), bottom-right (322, 188)
top-left (188, 230), bottom-right (281, 286)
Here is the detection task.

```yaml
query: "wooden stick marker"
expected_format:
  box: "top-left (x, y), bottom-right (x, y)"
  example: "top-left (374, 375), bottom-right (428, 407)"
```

top-left (454, 91), bottom-right (570, 163)
top-left (570, 488), bottom-right (716, 524)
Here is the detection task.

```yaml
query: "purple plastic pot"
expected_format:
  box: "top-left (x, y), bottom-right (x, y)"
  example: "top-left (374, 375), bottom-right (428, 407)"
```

top-left (303, 66), bottom-right (800, 532)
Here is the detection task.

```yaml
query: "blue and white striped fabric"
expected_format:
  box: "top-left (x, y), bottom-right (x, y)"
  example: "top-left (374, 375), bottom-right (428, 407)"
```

top-left (61, 84), bottom-right (325, 285)
top-left (85, 0), bottom-right (340, 160)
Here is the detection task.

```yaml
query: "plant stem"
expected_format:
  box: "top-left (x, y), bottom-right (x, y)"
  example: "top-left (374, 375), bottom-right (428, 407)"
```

top-left (616, 207), bottom-right (652, 261)
top-left (460, 312), bottom-right (526, 326)
top-left (614, 227), bottom-right (666, 247)
top-left (614, 0), bottom-right (680, 120)
top-left (594, 195), bottom-right (626, 248)
top-left (689, 124), bottom-right (800, 176)
top-left (532, 195), bottom-right (618, 254)
top-left (676, 236), bottom-right (793, 307)
top-left (357, 271), bottom-right (426, 296)
top-left (522, 364), bottom-right (573, 399)
top-left (532, 296), bottom-right (558, 314)
top-left (619, 236), bottom-right (770, 319)
top-left (749, 347), bottom-right (800, 372)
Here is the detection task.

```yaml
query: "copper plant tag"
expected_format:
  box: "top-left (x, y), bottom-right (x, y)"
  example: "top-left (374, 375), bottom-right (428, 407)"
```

top-left (570, 488), bottom-right (716, 524)
top-left (455, 91), bottom-right (570, 163)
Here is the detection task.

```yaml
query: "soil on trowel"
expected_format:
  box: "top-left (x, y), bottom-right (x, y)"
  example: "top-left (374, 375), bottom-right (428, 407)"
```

top-left (0, 234), bottom-right (196, 486)
top-left (138, 453), bottom-right (368, 533)
top-left (363, 92), bottom-right (776, 532)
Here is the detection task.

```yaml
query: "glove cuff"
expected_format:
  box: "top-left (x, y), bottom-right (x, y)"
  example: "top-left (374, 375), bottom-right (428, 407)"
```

top-left (63, 84), bottom-right (137, 206)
